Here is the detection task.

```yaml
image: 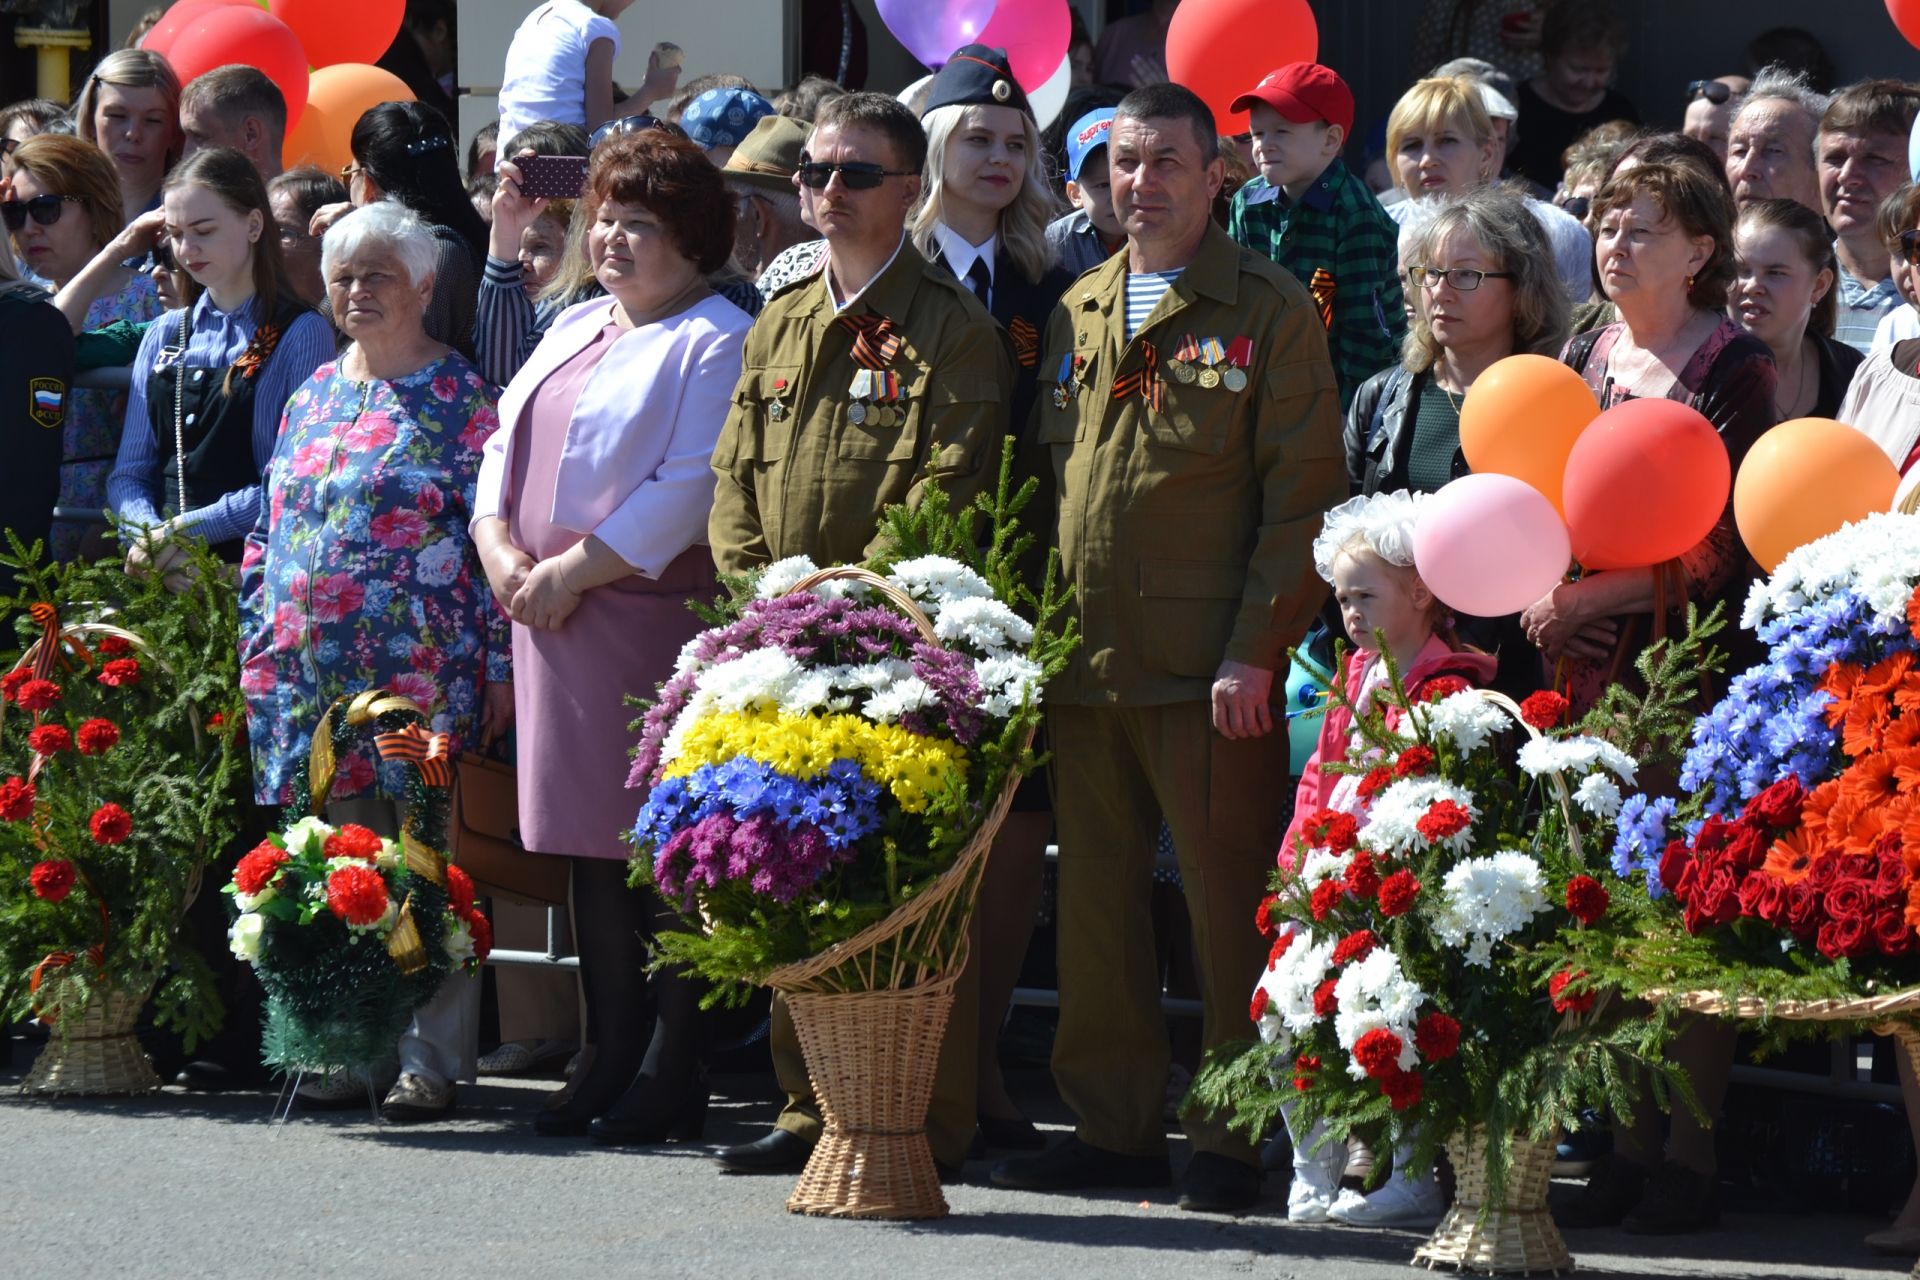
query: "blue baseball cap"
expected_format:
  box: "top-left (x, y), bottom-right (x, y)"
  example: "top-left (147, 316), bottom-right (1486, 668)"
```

top-left (681, 87), bottom-right (776, 151)
top-left (1065, 108), bottom-right (1115, 181)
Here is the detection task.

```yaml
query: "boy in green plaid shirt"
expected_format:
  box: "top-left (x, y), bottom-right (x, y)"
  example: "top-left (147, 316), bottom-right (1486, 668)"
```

top-left (1227, 63), bottom-right (1405, 409)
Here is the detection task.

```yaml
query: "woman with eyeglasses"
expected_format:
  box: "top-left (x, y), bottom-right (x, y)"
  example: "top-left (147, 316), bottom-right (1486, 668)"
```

top-left (104, 147), bottom-right (334, 577)
top-left (3, 133), bottom-right (164, 559)
top-left (268, 166), bottom-right (348, 309)
top-left (1730, 197), bottom-right (1862, 422)
top-left (72, 48), bottom-right (182, 224)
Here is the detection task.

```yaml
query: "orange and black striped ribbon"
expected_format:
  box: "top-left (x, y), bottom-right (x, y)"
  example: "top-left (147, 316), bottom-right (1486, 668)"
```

top-left (375, 722), bottom-right (452, 787)
top-left (1308, 267), bottom-right (1336, 331)
top-left (1008, 316), bottom-right (1039, 368)
top-left (28, 603), bottom-right (60, 680)
top-left (837, 313), bottom-right (903, 370)
top-left (1110, 341), bottom-right (1162, 414)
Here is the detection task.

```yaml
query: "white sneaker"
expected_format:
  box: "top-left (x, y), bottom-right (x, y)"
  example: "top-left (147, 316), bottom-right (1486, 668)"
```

top-left (1286, 1142), bottom-right (1347, 1223)
top-left (1327, 1173), bottom-right (1446, 1227)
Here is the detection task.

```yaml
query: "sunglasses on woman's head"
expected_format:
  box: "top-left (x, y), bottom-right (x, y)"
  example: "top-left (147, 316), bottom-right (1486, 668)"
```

top-left (1686, 79), bottom-right (1733, 106)
top-left (589, 114), bottom-right (687, 147)
top-left (794, 154), bottom-right (917, 190)
top-left (0, 193), bottom-right (80, 231)
top-left (1900, 229), bottom-right (1920, 267)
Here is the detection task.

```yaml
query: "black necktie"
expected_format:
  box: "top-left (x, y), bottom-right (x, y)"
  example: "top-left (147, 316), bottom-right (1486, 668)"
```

top-left (966, 256), bottom-right (992, 307)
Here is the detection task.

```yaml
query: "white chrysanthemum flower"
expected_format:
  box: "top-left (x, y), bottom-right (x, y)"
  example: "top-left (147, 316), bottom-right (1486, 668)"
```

top-left (975, 652), bottom-right (1045, 718)
top-left (837, 659), bottom-right (913, 692)
top-left (754, 555), bottom-right (821, 599)
top-left (864, 676), bottom-right (936, 723)
top-left (1251, 965), bottom-right (1293, 1051)
top-left (1573, 772), bottom-right (1623, 818)
top-left (696, 647), bottom-right (804, 712)
top-left (1743, 512), bottom-right (1920, 631)
top-left (1431, 851), bottom-right (1549, 966)
top-left (444, 915), bottom-right (475, 963)
top-left (228, 912), bottom-right (265, 961)
top-left (282, 815), bottom-right (334, 857)
top-left (932, 596), bottom-right (1034, 654)
top-left (1517, 735), bottom-right (1639, 786)
top-left (1332, 947), bottom-right (1426, 1080)
top-left (657, 688), bottom-right (714, 765)
top-left (1271, 934), bottom-right (1337, 1036)
top-left (778, 669), bottom-right (837, 716)
top-left (1411, 690), bottom-right (1512, 755)
top-left (887, 556), bottom-right (995, 614)
top-left (1359, 777), bottom-right (1478, 856)
top-left (1297, 848), bottom-right (1353, 889)
top-left (671, 634), bottom-right (709, 679)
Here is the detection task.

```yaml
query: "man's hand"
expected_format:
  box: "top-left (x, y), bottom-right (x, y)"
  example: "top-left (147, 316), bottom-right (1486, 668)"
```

top-left (1211, 659), bottom-right (1276, 739)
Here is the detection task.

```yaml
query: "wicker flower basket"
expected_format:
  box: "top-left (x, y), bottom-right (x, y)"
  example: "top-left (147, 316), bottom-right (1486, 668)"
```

top-left (20, 985), bottom-right (160, 1096)
top-left (762, 567), bottom-right (1032, 1221)
top-left (1413, 1128), bottom-right (1573, 1276)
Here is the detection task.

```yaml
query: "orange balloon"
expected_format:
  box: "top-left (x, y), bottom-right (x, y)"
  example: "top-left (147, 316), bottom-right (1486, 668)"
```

top-left (282, 63), bottom-right (415, 176)
top-left (1734, 417), bottom-right (1899, 570)
top-left (1458, 354), bottom-right (1600, 515)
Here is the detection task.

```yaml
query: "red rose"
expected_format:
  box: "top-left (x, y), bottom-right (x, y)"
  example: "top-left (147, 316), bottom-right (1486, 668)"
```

top-left (1825, 879), bottom-right (1874, 924)
top-left (1806, 854), bottom-right (1843, 890)
top-left (1724, 825), bottom-right (1769, 872)
top-left (1818, 915), bottom-right (1872, 960)
top-left (1548, 970), bottom-right (1595, 1015)
top-left (1414, 1010), bottom-right (1461, 1060)
top-left (1695, 867), bottom-right (1741, 928)
top-left (1250, 988), bottom-right (1272, 1022)
top-left (1784, 880), bottom-right (1823, 938)
top-left (1416, 798), bottom-right (1473, 843)
top-left (1356, 767), bottom-right (1393, 801)
top-left (89, 802), bottom-right (132, 845)
top-left (1304, 808), bottom-right (1359, 854)
top-left (96, 658), bottom-right (141, 688)
top-left (1332, 929), bottom-right (1377, 966)
top-left (447, 864), bottom-right (476, 917)
top-left (1310, 880), bottom-right (1343, 920)
top-left (0, 668), bottom-right (28, 702)
top-left (233, 842), bottom-right (291, 896)
top-left (1312, 978), bottom-right (1339, 1018)
top-left (1255, 894), bottom-right (1279, 938)
top-left (1421, 675), bottom-right (1471, 702)
top-left (15, 678), bottom-right (61, 711)
top-left (1743, 776), bottom-right (1808, 830)
top-left (94, 635), bottom-right (132, 657)
top-left (76, 718), bottom-right (120, 755)
top-left (1380, 1066), bottom-right (1424, 1110)
top-left (325, 863), bottom-right (390, 927)
top-left (1378, 869), bottom-right (1421, 917)
top-left (1694, 817), bottom-right (1738, 856)
top-left (465, 909), bottom-right (492, 962)
top-left (1394, 745), bottom-right (1436, 779)
top-left (1736, 873), bottom-right (1787, 925)
top-left (1565, 875), bottom-right (1610, 925)
top-left (323, 823), bottom-right (384, 860)
top-left (0, 776), bottom-right (35, 822)
top-left (1874, 909), bottom-right (1916, 957)
top-left (1344, 850), bottom-right (1381, 898)
top-left (30, 859), bottom-right (75, 902)
top-left (1875, 852), bottom-right (1910, 905)
top-left (1352, 1027), bottom-right (1404, 1078)
top-left (1518, 690), bottom-right (1570, 730)
top-left (1659, 840), bottom-right (1694, 901)
top-left (27, 724), bottom-right (71, 756)
top-left (1267, 928), bottom-right (1295, 970)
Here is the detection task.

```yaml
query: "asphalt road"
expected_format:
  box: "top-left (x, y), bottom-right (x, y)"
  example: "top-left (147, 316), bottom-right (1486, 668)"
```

top-left (0, 1058), bottom-right (1910, 1280)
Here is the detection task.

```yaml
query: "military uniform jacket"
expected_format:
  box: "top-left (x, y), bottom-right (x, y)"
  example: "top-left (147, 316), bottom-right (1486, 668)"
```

top-left (709, 238), bottom-right (1014, 574)
top-left (1031, 223), bottom-right (1346, 706)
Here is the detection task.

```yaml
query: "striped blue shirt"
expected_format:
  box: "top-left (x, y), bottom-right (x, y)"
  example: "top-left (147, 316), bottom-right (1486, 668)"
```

top-left (107, 293), bottom-right (335, 543)
top-left (1125, 269), bottom-right (1181, 340)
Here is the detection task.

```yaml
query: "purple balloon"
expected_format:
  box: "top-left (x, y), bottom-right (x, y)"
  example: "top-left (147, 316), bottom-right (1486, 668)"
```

top-left (878, 0), bottom-right (999, 69)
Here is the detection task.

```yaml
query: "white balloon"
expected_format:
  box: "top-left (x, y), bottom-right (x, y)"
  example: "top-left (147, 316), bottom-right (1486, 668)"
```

top-left (1028, 53), bottom-right (1071, 132)
top-left (898, 73), bottom-right (934, 109)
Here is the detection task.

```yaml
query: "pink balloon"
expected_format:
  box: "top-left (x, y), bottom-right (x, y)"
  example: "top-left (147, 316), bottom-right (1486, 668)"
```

top-left (1412, 474), bottom-right (1572, 618)
top-left (977, 0), bottom-right (1071, 92)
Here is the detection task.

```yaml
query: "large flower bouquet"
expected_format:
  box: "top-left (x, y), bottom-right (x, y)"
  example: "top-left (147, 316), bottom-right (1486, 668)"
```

top-left (1193, 628), bottom-right (1720, 1192)
top-left (0, 535), bottom-right (247, 1051)
top-left (627, 452), bottom-right (1076, 1000)
top-left (1567, 513), bottom-right (1920, 1021)
top-left (226, 692), bottom-right (485, 1071)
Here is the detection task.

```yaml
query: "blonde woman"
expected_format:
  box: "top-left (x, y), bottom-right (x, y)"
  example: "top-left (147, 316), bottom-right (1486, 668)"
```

top-left (73, 48), bottom-right (182, 223)
top-left (1384, 75), bottom-right (1592, 303)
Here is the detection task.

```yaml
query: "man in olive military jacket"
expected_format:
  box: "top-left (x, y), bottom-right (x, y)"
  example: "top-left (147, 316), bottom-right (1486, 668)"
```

top-left (706, 90), bottom-right (1013, 1181)
top-left (991, 83), bottom-right (1346, 1214)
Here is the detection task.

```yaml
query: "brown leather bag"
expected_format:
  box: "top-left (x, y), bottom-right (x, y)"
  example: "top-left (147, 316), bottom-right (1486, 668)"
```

top-left (448, 753), bottom-right (569, 906)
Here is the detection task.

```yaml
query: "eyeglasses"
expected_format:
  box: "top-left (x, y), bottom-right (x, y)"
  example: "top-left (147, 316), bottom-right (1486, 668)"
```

top-left (1406, 264), bottom-right (1516, 291)
top-left (1, 137), bottom-right (17, 157)
top-left (339, 162), bottom-right (362, 183)
top-left (795, 155), bottom-right (917, 190)
top-left (1687, 79), bottom-right (1734, 106)
top-left (0, 193), bottom-right (81, 231)
top-left (276, 223), bottom-right (311, 249)
top-left (151, 239), bottom-right (175, 273)
top-left (1558, 195), bottom-right (1591, 220)
top-left (1900, 229), bottom-right (1920, 267)
top-left (589, 114), bottom-right (687, 147)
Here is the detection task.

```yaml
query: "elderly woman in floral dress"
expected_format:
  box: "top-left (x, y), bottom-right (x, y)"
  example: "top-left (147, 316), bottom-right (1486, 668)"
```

top-left (239, 199), bottom-right (510, 1122)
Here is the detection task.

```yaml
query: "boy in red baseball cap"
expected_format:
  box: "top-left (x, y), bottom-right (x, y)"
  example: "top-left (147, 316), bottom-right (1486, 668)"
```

top-left (1227, 62), bottom-right (1404, 409)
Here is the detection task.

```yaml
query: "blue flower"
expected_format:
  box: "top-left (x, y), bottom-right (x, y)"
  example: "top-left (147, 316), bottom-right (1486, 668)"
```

top-left (1611, 792), bottom-right (1675, 888)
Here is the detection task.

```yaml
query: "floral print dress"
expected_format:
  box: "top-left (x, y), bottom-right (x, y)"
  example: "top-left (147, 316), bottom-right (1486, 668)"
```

top-left (240, 353), bottom-right (509, 805)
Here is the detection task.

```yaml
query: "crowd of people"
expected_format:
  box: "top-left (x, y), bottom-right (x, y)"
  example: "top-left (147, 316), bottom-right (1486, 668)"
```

top-left (6, 0), bottom-right (1920, 1244)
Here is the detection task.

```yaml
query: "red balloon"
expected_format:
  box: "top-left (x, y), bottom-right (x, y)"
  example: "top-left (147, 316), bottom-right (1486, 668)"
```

top-left (1165, 0), bottom-right (1318, 134)
top-left (1890, 0), bottom-right (1920, 50)
top-left (140, 0), bottom-right (256, 57)
top-left (1561, 399), bottom-right (1730, 571)
top-left (269, 0), bottom-right (405, 71)
top-left (167, 7), bottom-right (312, 134)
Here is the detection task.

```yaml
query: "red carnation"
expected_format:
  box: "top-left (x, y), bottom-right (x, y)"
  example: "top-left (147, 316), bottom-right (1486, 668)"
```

top-left (1332, 929), bottom-right (1377, 966)
top-left (89, 802), bottom-right (131, 845)
top-left (0, 776), bottom-right (35, 822)
top-left (1309, 880), bottom-right (1343, 920)
top-left (233, 843), bottom-right (290, 896)
top-left (1250, 987), bottom-right (1272, 1023)
top-left (1268, 928), bottom-right (1295, 970)
top-left (1312, 977), bottom-right (1339, 1018)
top-left (1743, 776), bottom-right (1808, 831)
top-left (1378, 869), bottom-right (1421, 917)
top-left (465, 909), bottom-right (492, 962)
top-left (96, 658), bottom-right (141, 688)
top-left (1344, 850), bottom-right (1381, 898)
top-left (1357, 767), bottom-right (1394, 801)
top-left (30, 859), bottom-right (75, 903)
top-left (28, 724), bottom-right (71, 756)
top-left (1414, 1010), bottom-right (1461, 1060)
top-left (447, 864), bottom-right (476, 917)
top-left (1254, 894), bottom-right (1278, 938)
top-left (1304, 808), bottom-right (1359, 854)
top-left (1422, 675), bottom-right (1471, 702)
top-left (1565, 875), bottom-right (1610, 925)
top-left (94, 635), bottom-right (132, 657)
top-left (1293, 1074), bottom-right (1314, 1092)
top-left (16, 678), bottom-right (61, 711)
top-left (1381, 1066), bottom-right (1425, 1110)
top-left (0, 668), bottom-right (28, 702)
top-left (1548, 970), bottom-right (1595, 1015)
top-left (1518, 690), bottom-right (1570, 730)
top-left (1394, 745), bottom-right (1436, 779)
top-left (323, 823), bottom-right (384, 860)
top-left (1416, 798), bottom-right (1473, 843)
top-left (76, 718), bottom-right (120, 755)
top-left (1297, 1055), bottom-right (1321, 1072)
top-left (325, 863), bottom-right (390, 927)
top-left (1352, 1027), bottom-right (1404, 1079)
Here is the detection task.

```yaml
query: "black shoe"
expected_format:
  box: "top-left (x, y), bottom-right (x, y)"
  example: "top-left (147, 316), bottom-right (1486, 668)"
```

top-left (175, 1060), bottom-right (265, 1092)
top-left (977, 1112), bottom-right (1046, 1151)
top-left (589, 1085), bottom-right (709, 1146)
top-left (1179, 1152), bottom-right (1262, 1214)
top-left (716, 1128), bottom-right (813, 1174)
top-left (990, 1135), bottom-right (1171, 1191)
top-left (1556, 1153), bottom-right (1650, 1229)
top-left (1622, 1161), bottom-right (1719, 1235)
top-left (936, 1159), bottom-right (964, 1185)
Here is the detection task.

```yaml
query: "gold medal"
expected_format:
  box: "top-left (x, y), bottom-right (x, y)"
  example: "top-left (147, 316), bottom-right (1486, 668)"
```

top-left (1222, 367), bottom-right (1248, 393)
top-left (1198, 367), bottom-right (1221, 389)
top-left (849, 401), bottom-right (867, 425)
top-left (879, 405), bottom-right (897, 428)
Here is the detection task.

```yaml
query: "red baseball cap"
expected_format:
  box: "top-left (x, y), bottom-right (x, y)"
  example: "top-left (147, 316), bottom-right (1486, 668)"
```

top-left (1231, 63), bottom-right (1354, 136)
